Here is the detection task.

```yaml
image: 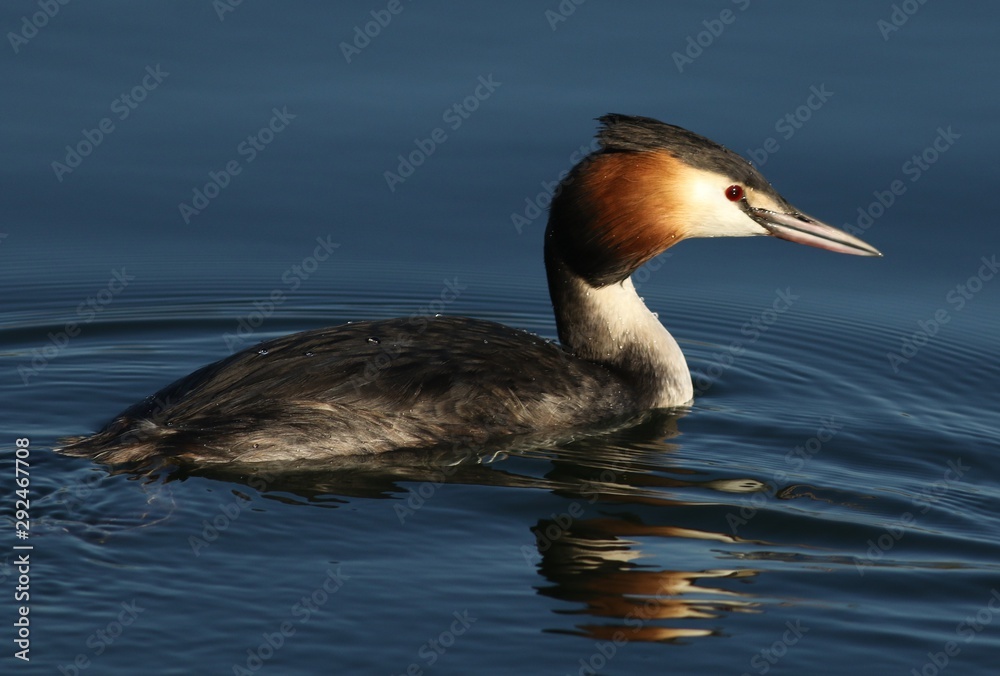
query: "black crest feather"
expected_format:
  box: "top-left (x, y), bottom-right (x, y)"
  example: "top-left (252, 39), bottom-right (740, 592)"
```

top-left (597, 113), bottom-right (770, 192)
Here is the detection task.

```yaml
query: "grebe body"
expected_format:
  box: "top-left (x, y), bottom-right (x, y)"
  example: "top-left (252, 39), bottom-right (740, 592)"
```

top-left (61, 114), bottom-right (880, 466)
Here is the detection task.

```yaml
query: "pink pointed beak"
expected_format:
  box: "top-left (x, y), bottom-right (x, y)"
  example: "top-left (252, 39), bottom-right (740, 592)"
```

top-left (751, 207), bottom-right (882, 257)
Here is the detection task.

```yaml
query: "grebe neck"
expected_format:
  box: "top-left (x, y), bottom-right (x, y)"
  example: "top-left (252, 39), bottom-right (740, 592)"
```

top-left (544, 245), bottom-right (693, 409)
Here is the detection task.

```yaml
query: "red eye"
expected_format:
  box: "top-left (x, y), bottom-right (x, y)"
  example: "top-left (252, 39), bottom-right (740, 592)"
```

top-left (725, 185), bottom-right (744, 201)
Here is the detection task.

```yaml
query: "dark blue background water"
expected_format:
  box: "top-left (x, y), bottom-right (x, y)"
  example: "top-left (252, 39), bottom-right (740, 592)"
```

top-left (3, 2), bottom-right (1000, 674)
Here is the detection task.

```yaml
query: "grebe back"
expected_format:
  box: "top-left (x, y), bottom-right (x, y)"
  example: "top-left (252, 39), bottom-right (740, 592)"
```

top-left (60, 114), bottom-right (880, 466)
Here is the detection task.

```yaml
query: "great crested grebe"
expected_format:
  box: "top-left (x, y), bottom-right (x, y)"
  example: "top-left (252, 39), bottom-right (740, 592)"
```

top-left (61, 114), bottom-right (880, 466)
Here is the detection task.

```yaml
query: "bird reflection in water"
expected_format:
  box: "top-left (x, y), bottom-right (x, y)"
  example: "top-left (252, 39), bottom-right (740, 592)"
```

top-left (86, 410), bottom-right (772, 643)
top-left (514, 412), bottom-right (762, 643)
top-left (531, 516), bottom-right (759, 643)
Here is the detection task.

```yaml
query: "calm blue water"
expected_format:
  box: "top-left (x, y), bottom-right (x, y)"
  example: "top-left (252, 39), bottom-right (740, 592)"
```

top-left (3, 2), bottom-right (1000, 674)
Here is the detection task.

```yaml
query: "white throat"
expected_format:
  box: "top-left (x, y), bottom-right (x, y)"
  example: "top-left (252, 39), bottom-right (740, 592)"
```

top-left (548, 255), bottom-right (694, 408)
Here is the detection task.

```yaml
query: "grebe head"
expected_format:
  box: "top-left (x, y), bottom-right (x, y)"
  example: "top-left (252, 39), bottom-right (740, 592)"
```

top-left (547, 113), bottom-right (881, 287)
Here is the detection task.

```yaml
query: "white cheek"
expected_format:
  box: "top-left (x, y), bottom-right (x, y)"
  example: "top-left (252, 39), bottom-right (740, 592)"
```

top-left (683, 176), bottom-right (766, 239)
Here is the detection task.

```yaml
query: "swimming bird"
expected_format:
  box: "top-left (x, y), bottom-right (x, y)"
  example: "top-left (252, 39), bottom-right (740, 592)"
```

top-left (60, 114), bottom-right (880, 466)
